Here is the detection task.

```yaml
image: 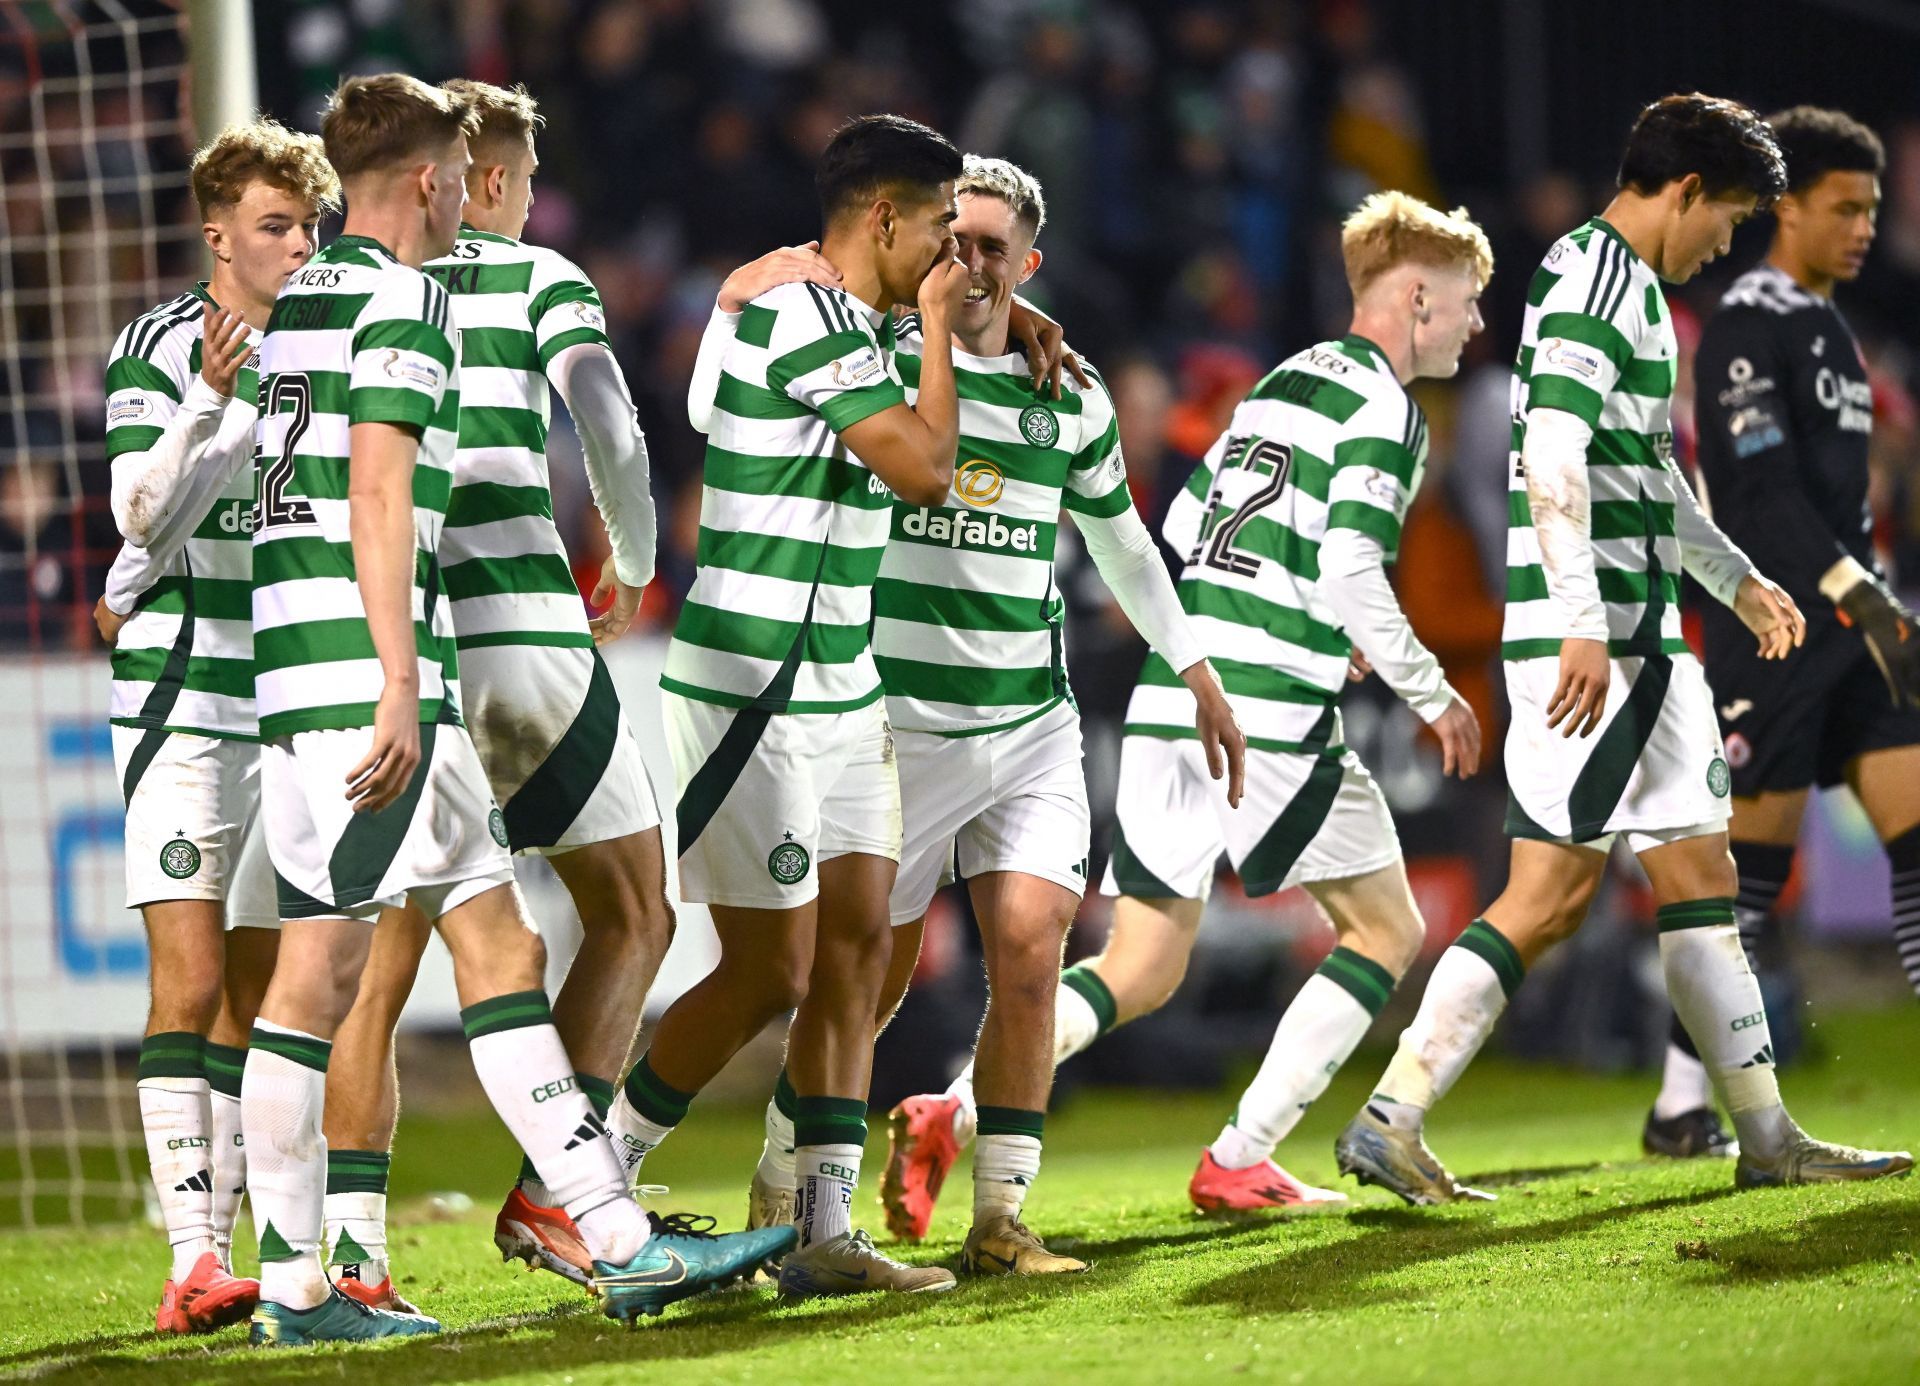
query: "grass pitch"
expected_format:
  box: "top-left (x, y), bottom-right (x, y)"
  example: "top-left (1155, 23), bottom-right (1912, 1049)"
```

top-left (4, 1009), bottom-right (1917, 1384)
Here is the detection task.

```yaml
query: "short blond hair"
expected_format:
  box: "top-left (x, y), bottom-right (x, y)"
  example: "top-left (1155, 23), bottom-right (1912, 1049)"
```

top-left (956, 154), bottom-right (1047, 241)
top-left (440, 78), bottom-right (543, 159)
top-left (191, 119), bottom-right (340, 220)
top-left (320, 73), bottom-right (480, 181)
top-left (1341, 191), bottom-right (1492, 298)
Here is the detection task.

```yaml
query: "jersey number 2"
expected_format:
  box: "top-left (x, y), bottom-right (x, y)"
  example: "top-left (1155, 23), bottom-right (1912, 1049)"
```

top-left (1198, 438), bottom-right (1292, 577)
top-left (258, 373), bottom-right (316, 529)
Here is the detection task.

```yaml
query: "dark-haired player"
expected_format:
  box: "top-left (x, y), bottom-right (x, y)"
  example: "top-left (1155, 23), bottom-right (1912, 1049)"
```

top-left (1335, 93), bottom-right (1911, 1203)
top-left (1647, 108), bottom-right (1918, 1156)
top-left (605, 113), bottom-right (971, 1295)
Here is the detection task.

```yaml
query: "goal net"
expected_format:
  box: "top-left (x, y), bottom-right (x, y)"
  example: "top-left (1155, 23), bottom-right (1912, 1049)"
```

top-left (0, 0), bottom-right (201, 1228)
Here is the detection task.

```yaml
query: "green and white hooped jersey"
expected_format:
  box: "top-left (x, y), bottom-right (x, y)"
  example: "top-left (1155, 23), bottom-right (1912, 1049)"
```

top-left (1506, 217), bottom-right (1684, 661)
top-left (1126, 335), bottom-right (1428, 754)
top-left (105, 284), bottom-right (260, 740)
top-left (664, 281), bottom-right (904, 715)
top-left (874, 317), bottom-right (1131, 735)
top-left (425, 225), bottom-right (610, 656)
top-left (251, 235), bottom-right (463, 738)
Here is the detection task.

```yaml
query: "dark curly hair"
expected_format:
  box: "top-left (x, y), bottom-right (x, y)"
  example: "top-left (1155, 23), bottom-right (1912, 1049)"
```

top-left (1768, 106), bottom-right (1884, 195)
top-left (1618, 93), bottom-right (1788, 203)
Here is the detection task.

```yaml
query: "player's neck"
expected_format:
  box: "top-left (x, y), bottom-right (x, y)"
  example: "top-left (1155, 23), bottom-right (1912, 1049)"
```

top-left (340, 205), bottom-right (434, 269)
top-left (1766, 241), bottom-right (1835, 299)
top-left (818, 231), bottom-right (887, 315)
top-left (206, 266), bottom-right (274, 330)
top-left (953, 315), bottom-right (1010, 360)
top-left (1596, 192), bottom-right (1668, 277)
top-left (1344, 312), bottom-right (1415, 383)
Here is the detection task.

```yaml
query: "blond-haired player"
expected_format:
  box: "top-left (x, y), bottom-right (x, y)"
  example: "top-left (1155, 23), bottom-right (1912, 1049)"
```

top-left (241, 74), bottom-right (787, 1347)
top-left (886, 191), bottom-right (1492, 1232)
top-left (95, 119), bottom-right (336, 1336)
top-left (1338, 95), bottom-right (1908, 1204)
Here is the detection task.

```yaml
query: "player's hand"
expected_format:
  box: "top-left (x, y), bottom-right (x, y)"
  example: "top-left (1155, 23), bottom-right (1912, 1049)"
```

top-left (1834, 573), bottom-right (1920, 708)
top-left (346, 681), bottom-right (421, 814)
top-left (1007, 298), bottom-right (1091, 400)
top-left (717, 242), bottom-right (842, 314)
top-left (199, 307), bottom-right (250, 398)
top-left (917, 238), bottom-right (970, 322)
top-left (1346, 648), bottom-right (1373, 683)
top-left (1546, 637), bottom-right (1609, 738)
top-left (92, 595), bottom-right (126, 648)
top-left (1182, 659), bottom-right (1247, 809)
top-left (1736, 572), bottom-right (1806, 663)
top-left (589, 554), bottom-right (643, 646)
top-left (1430, 697), bottom-right (1482, 778)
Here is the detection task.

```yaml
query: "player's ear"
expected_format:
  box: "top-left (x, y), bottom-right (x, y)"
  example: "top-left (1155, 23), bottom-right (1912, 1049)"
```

top-left (202, 219), bottom-right (226, 262)
top-left (487, 164), bottom-right (507, 205)
top-left (873, 197), bottom-right (895, 247)
top-left (1676, 172), bottom-right (1702, 212)
top-left (1019, 246), bottom-right (1043, 284)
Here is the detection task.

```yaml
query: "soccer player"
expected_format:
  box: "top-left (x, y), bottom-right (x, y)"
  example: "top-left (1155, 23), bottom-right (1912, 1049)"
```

top-left (98, 119), bottom-right (338, 1335)
top-left (604, 113), bottom-right (971, 1297)
top-left (241, 74), bottom-right (786, 1346)
top-left (1335, 94), bottom-right (1912, 1203)
top-left (885, 190), bottom-right (1492, 1236)
top-left (305, 77), bottom-right (692, 1305)
top-left (1645, 108), bottom-right (1918, 1157)
top-left (693, 157), bottom-right (1246, 1273)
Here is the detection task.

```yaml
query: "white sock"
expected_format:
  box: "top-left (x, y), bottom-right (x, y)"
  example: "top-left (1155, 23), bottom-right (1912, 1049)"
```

top-left (323, 1190), bottom-right (388, 1286)
top-left (1657, 914), bottom-right (1791, 1160)
top-left (759, 1096), bottom-right (797, 1194)
top-left (946, 975), bottom-right (1105, 1150)
top-left (208, 1087), bottom-right (246, 1270)
top-left (973, 1133), bottom-right (1041, 1223)
top-left (1652, 1042), bottom-right (1715, 1120)
top-left (795, 1143), bottom-right (861, 1247)
top-left (1211, 969), bottom-right (1381, 1170)
top-left (462, 994), bottom-right (650, 1265)
top-left (1373, 927), bottom-right (1517, 1122)
top-left (242, 1021), bottom-right (331, 1311)
top-left (137, 1073), bottom-right (217, 1280)
top-left (607, 1090), bottom-right (679, 1184)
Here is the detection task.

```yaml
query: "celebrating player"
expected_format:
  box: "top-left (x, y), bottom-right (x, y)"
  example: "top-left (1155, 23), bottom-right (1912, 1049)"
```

top-left (1336, 93), bottom-right (1911, 1203)
top-left (693, 157), bottom-right (1246, 1271)
top-left (308, 77), bottom-right (691, 1305)
top-left (240, 74), bottom-right (785, 1346)
top-left (1645, 108), bottom-right (1917, 1158)
top-left (606, 113), bottom-right (970, 1296)
top-left (885, 190), bottom-right (1490, 1234)
top-left (101, 119), bottom-right (337, 1336)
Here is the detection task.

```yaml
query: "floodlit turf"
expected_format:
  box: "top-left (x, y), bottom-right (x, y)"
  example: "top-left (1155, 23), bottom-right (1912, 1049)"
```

top-left (4, 1010), bottom-right (1917, 1384)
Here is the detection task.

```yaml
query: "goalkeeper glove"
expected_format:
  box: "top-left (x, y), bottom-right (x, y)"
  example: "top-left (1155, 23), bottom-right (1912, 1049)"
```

top-left (1835, 574), bottom-right (1920, 709)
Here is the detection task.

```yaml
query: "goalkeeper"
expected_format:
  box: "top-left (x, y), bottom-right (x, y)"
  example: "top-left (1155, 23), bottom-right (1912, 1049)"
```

top-left (1649, 106), bottom-right (1920, 1157)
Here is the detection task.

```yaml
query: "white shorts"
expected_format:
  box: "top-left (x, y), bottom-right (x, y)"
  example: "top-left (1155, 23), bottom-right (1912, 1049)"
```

top-left (891, 701), bottom-right (1092, 926)
top-left (1099, 725), bottom-right (1399, 902)
top-left (261, 721), bottom-right (515, 922)
top-left (665, 692), bottom-right (901, 910)
top-left (460, 643), bottom-right (661, 856)
top-left (1504, 652), bottom-right (1731, 847)
top-left (113, 726), bottom-right (277, 928)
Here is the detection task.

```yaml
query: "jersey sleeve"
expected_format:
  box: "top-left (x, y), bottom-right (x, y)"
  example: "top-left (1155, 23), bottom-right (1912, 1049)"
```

top-left (528, 248), bottom-right (611, 368)
top-left (1324, 393), bottom-right (1425, 555)
top-left (348, 273), bottom-right (458, 431)
top-left (1526, 243), bottom-right (1639, 428)
top-left (1062, 370), bottom-right (1132, 520)
top-left (761, 285), bottom-right (905, 435)
top-left (103, 319), bottom-right (192, 460)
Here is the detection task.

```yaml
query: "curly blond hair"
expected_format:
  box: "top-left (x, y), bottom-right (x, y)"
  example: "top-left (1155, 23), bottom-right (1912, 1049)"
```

top-left (1341, 191), bottom-right (1492, 298)
top-left (191, 119), bottom-right (340, 219)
